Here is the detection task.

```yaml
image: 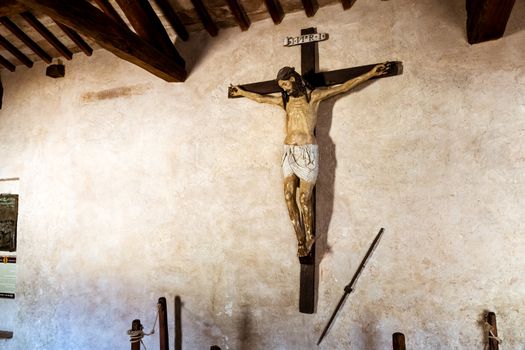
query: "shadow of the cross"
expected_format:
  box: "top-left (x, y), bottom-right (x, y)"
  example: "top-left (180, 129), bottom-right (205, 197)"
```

top-left (315, 78), bottom-right (377, 263)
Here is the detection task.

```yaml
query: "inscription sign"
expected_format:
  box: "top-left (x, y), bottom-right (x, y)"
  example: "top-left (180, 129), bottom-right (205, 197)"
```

top-left (0, 256), bottom-right (16, 299)
top-left (0, 195), bottom-right (18, 252)
top-left (283, 33), bottom-right (328, 47)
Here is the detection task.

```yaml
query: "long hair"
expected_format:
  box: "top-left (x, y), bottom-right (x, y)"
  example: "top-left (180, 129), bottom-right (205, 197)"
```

top-left (276, 67), bottom-right (310, 108)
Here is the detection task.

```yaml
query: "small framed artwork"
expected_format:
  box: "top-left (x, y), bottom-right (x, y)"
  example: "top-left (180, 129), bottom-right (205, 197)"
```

top-left (0, 194), bottom-right (18, 252)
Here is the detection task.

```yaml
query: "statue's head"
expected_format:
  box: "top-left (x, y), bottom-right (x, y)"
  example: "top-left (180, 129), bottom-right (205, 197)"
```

top-left (277, 67), bottom-right (307, 98)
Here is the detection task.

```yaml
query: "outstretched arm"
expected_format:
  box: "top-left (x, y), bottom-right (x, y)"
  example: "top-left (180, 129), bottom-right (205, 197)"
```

top-left (312, 62), bottom-right (389, 102)
top-left (229, 85), bottom-right (283, 107)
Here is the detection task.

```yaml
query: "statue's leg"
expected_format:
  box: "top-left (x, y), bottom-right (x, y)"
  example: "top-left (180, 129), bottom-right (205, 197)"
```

top-left (284, 175), bottom-right (306, 255)
top-left (298, 180), bottom-right (315, 256)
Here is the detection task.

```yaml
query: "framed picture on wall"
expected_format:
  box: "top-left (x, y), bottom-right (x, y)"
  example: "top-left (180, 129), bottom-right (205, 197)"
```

top-left (0, 194), bottom-right (18, 252)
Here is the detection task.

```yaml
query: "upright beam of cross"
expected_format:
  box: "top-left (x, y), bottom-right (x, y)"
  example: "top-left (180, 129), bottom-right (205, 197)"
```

top-left (231, 27), bottom-right (401, 313)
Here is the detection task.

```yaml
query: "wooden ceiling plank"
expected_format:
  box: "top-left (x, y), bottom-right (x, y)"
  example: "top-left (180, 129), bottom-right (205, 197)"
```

top-left (190, 0), bottom-right (218, 37)
top-left (0, 53), bottom-right (16, 72)
top-left (92, 0), bottom-right (128, 28)
top-left (341, 0), bottom-right (356, 10)
top-left (264, 0), bottom-right (284, 24)
top-left (54, 21), bottom-right (93, 56)
top-left (0, 1), bottom-right (27, 17)
top-left (152, 0), bottom-right (189, 41)
top-left (225, 0), bottom-right (251, 31)
top-left (20, 11), bottom-right (73, 60)
top-left (301, 0), bottom-right (319, 17)
top-left (0, 17), bottom-right (53, 63)
top-left (17, 0), bottom-right (186, 82)
top-left (114, 0), bottom-right (184, 66)
top-left (466, 0), bottom-right (516, 44)
top-left (0, 33), bottom-right (33, 67)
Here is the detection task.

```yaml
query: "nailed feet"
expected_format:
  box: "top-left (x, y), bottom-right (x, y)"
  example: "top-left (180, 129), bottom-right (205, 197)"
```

top-left (297, 235), bottom-right (316, 257)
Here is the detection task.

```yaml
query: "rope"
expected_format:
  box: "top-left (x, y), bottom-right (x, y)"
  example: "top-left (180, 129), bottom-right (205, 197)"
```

top-left (483, 320), bottom-right (502, 350)
top-left (127, 303), bottom-right (161, 350)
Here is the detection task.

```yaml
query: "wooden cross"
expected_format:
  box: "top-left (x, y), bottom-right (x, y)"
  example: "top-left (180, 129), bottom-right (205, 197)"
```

top-left (231, 27), bottom-right (401, 313)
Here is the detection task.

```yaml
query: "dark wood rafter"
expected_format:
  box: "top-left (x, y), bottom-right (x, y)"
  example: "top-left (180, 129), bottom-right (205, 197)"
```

top-left (17, 0), bottom-right (186, 82)
top-left (225, 0), bottom-right (251, 31)
top-left (0, 53), bottom-right (16, 72)
top-left (264, 0), bottom-right (284, 24)
top-left (152, 0), bottom-right (189, 41)
top-left (0, 1), bottom-right (27, 17)
top-left (54, 20), bottom-right (93, 56)
top-left (0, 17), bottom-right (52, 63)
top-left (114, 0), bottom-right (184, 66)
top-left (190, 0), bottom-right (218, 37)
top-left (466, 0), bottom-right (516, 44)
top-left (301, 0), bottom-right (319, 17)
top-left (20, 11), bottom-right (73, 60)
top-left (341, 0), bottom-right (356, 10)
top-left (0, 33), bottom-right (33, 67)
top-left (92, 0), bottom-right (128, 28)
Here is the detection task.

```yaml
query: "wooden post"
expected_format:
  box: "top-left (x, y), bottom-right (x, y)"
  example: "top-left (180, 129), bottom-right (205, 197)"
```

top-left (158, 297), bottom-right (169, 350)
top-left (130, 319), bottom-right (143, 350)
top-left (0, 330), bottom-right (13, 339)
top-left (392, 332), bottom-right (406, 350)
top-left (175, 296), bottom-right (182, 350)
top-left (487, 312), bottom-right (499, 350)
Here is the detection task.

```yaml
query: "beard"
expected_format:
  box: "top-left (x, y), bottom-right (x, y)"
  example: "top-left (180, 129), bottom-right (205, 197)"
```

top-left (288, 82), bottom-right (306, 97)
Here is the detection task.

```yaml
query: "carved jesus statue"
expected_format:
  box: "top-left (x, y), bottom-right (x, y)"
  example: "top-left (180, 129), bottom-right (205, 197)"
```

top-left (229, 63), bottom-right (388, 257)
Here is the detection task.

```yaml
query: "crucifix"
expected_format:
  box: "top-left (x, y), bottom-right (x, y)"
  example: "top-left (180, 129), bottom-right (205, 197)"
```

top-left (229, 27), bottom-right (401, 313)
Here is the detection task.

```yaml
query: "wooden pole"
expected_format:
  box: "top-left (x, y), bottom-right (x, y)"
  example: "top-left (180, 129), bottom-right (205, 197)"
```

top-left (175, 296), bottom-right (182, 350)
top-left (487, 312), bottom-right (499, 350)
top-left (392, 332), bottom-right (406, 350)
top-left (158, 297), bottom-right (169, 350)
top-left (130, 319), bottom-right (143, 350)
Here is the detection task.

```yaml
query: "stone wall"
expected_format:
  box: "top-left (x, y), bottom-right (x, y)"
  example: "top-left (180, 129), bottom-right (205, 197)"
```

top-left (0, 0), bottom-right (524, 348)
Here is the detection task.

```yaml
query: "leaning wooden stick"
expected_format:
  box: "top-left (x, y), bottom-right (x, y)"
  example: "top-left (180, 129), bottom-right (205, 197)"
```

top-left (158, 297), bottom-right (169, 350)
top-left (317, 228), bottom-right (385, 345)
top-left (392, 332), bottom-right (406, 350)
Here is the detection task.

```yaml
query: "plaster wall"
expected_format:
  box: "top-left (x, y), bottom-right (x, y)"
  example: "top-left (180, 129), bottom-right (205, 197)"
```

top-left (0, 0), bottom-right (524, 349)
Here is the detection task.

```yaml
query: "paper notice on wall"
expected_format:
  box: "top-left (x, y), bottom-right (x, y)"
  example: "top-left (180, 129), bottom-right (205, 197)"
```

top-left (0, 256), bottom-right (16, 299)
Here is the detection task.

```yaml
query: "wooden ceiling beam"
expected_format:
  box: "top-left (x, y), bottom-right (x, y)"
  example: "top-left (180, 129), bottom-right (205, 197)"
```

top-left (341, 0), bottom-right (356, 10)
top-left (54, 21), bottom-right (93, 56)
top-left (92, 0), bottom-right (128, 28)
top-left (114, 0), bottom-right (184, 66)
top-left (0, 1), bottom-right (27, 17)
top-left (264, 0), bottom-right (284, 24)
top-left (0, 53), bottom-right (16, 72)
top-left (20, 11), bottom-right (73, 60)
top-left (0, 17), bottom-right (52, 63)
top-left (301, 0), bottom-right (318, 17)
top-left (190, 0), bottom-right (218, 37)
top-left (225, 0), bottom-right (250, 31)
top-left (466, 0), bottom-right (516, 44)
top-left (17, 0), bottom-right (186, 82)
top-left (0, 33), bottom-right (33, 67)
top-left (152, 0), bottom-right (189, 41)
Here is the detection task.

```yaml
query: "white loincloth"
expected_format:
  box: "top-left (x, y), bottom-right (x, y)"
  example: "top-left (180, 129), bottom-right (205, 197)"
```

top-left (281, 144), bottom-right (319, 183)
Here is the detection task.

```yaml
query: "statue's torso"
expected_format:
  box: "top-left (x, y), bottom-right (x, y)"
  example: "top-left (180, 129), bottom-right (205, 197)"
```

top-left (284, 96), bottom-right (318, 145)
